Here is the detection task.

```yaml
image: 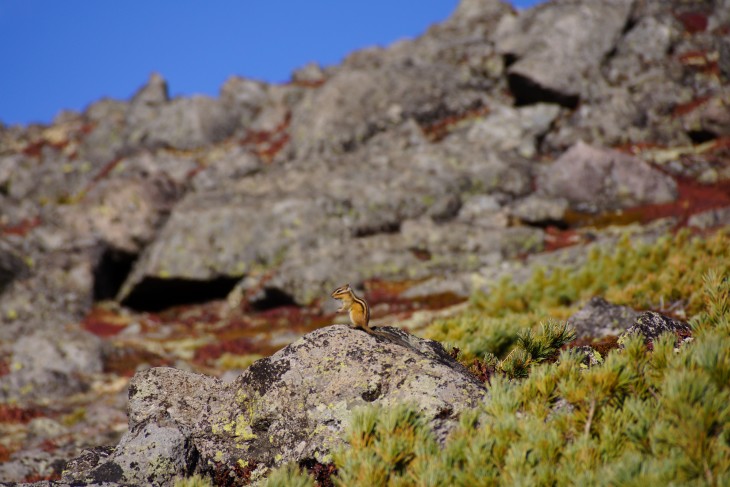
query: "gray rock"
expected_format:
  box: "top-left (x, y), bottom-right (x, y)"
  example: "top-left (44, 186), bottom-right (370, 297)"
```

top-left (219, 76), bottom-right (270, 128)
top-left (125, 73), bottom-right (239, 150)
top-left (495, 0), bottom-right (634, 105)
top-left (538, 141), bottom-right (678, 212)
top-left (118, 141), bottom-right (533, 306)
top-left (0, 330), bottom-right (105, 403)
top-left (60, 177), bottom-right (177, 254)
top-left (687, 206), bottom-right (730, 229)
top-left (66, 325), bottom-right (485, 483)
top-left (567, 297), bottom-right (640, 339)
top-left (681, 91), bottom-right (730, 138)
top-left (619, 311), bottom-right (692, 347)
top-left (466, 103), bottom-right (561, 158)
top-left (66, 417), bottom-right (198, 487)
top-left (128, 95), bottom-right (240, 150)
top-left (290, 64), bottom-right (489, 156)
top-left (509, 195), bottom-right (569, 224)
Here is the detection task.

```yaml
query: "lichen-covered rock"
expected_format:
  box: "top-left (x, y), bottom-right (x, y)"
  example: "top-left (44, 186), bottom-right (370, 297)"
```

top-left (619, 311), bottom-right (692, 347)
top-left (64, 417), bottom-right (199, 487)
top-left (568, 297), bottom-right (640, 339)
top-left (64, 325), bottom-right (486, 484)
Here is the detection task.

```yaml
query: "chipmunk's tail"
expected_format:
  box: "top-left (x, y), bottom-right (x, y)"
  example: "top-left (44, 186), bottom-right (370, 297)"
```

top-left (372, 327), bottom-right (416, 351)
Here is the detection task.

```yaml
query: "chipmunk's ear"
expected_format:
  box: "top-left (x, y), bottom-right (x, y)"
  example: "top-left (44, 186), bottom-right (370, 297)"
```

top-left (344, 283), bottom-right (351, 289)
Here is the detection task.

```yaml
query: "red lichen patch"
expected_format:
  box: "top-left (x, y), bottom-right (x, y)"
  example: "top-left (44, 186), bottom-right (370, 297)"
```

top-left (21, 140), bottom-right (46, 157)
top-left (299, 459), bottom-right (337, 487)
top-left (419, 105), bottom-right (490, 142)
top-left (38, 438), bottom-right (58, 453)
top-left (0, 404), bottom-right (44, 424)
top-left (23, 472), bottom-right (61, 483)
top-left (363, 279), bottom-right (422, 305)
top-left (253, 305), bottom-right (324, 331)
top-left (678, 50), bottom-right (719, 76)
top-left (565, 177), bottom-right (730, 229)
top-left (543, 226), bottom-right (585, 252)
top-left (0, 358), bottom-right (9, 377)
top-left (671, 96), bottom-right (711, 118)
top-left (206, 460), bottom-right (259, 486)
top-left (81, 306), bottom-right (130, 337)
top-left (0, 216), bottom-right (42, 237)
top-left (81, 156), bottom-right (124, 195)
top-left (103, 346), bottom-right (170, 376)
top-left (674, 11), bottom-right (708, 34)
top-left (568, 335), bottom-right (620, 358)
top-left (193, 337), bottom-right (257, 365)
top-left (0, 444), bottom-right (11, 462)
top-left (240, 112), bottom-right (291, 163)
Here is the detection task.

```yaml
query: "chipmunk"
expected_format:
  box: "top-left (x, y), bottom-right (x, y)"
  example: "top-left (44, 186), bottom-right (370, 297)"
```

top-left (331, 283), bottom-right (414, 349)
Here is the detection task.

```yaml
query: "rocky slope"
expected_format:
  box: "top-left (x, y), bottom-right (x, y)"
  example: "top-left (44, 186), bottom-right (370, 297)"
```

top-left (1, 0), bottom-right (729, 484)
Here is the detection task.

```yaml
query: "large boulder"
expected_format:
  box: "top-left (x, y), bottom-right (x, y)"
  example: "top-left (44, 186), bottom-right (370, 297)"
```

top-left (537, 141), bottom-right (678, 213)
top-left (64, 325), bottom-right (486, 485)
top-left (495, 0), bottom-right (634, 106)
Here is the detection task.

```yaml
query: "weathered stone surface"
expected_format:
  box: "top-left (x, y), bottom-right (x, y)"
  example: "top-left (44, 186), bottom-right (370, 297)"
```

top-left (495, 0), bottom-right (634, 105)
top-left (537, 141), bottom-right (678, 212)
top-left (688, 206), bottom-right (730, 229)
top-left (466, 103), bottom-right (562, 157)
top-left (0, 329), bottom-right (105, 403)
top-left (65, 325), bottom-right (486, 483)
top-left (290, 64), bottom-right (489, 156)
top-left (119, 141), bottom-right (534, 305)
top-left (567, 297), bottom-right (640, 339)
top-left (509, 195), bottom-right (569, 224)
top-left (125, 73), bottom-right (239, 150)
top-left (619, 311), bottom-right (692, 347)
top-left (65, 417), bottom-right (199, 487)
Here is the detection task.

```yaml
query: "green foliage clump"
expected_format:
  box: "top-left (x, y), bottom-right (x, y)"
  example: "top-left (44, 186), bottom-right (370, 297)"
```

top-left (263, 230), bottom-right (730, 485)
top-left (264, 464), bottom-right (316, 487)
top-left (426, 230), bottom-right (730, 359)
top-left (173, 475), bottom-right (213, 487)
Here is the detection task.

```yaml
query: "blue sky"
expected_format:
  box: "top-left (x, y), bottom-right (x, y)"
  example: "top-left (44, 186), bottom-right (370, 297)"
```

top-left (0, 1), bottom-right (539, 126)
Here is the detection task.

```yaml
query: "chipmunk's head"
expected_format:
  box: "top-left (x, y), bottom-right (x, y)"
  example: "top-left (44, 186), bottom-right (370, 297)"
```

top-left (331, 283), bottom-right (352, 299)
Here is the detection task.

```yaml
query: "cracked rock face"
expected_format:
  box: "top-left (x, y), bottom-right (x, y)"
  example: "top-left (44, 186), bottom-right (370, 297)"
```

top-left (64, 325), bottom-right (486, 485)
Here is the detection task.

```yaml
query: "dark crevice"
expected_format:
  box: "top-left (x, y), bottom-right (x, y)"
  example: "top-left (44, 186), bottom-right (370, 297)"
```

top-left (509, 73), bottom-right (580, 109)
top-left (93, 249), bottom-right (137, 301)
top-left (121, 276), bottom-right (240, 311)
top-left (687, 130), bottom-right (717, 144)
top-left (520, 218), bottom-right (570, 230)
top-left (352, 221), bottom-right (401, 238)
top-left (249, 287), bottom-right (297, 311)
top-left (503, 53), bottom-right (518, 68)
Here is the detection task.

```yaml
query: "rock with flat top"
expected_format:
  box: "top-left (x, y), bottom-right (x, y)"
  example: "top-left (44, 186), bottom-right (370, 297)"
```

top-left (63, 325), bottom-right (486, 485)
